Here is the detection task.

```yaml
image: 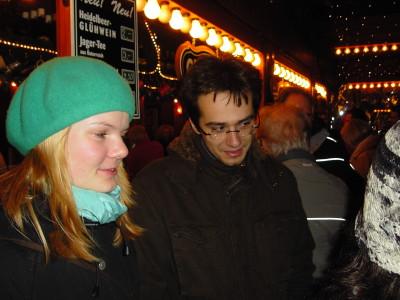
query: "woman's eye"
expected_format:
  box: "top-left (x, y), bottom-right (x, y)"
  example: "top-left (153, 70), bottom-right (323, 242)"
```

top-left (95, 132), bottom-right (107, 138)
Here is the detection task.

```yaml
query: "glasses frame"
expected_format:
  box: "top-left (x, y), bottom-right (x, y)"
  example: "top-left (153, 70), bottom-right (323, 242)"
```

top-left (197, 114), bottom-right (260, 140)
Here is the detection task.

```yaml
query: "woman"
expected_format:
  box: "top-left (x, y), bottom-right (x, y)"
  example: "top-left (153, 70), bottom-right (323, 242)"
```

top-left (0, 56), bottom-right (142, 299)
top-left (313, 121), bottom-right (400, 299)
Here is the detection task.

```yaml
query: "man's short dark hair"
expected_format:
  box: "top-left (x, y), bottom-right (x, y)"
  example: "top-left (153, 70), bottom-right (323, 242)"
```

top-left (179, 56), bottom-right (262, 127)
top-left (277, 86), bottom-right (314, 108)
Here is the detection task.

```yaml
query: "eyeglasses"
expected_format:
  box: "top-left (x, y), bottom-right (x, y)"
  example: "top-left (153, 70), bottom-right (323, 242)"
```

top-left (198, 115), bottom-right (260, 141)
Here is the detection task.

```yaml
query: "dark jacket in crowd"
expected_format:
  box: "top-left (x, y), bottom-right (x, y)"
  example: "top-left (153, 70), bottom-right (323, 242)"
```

top-left (312, 129), bottom-right (365, 218)
top-left (0, 198), bottom-right (139, 300)
top-left (132, 127), bottom-right (315, 300)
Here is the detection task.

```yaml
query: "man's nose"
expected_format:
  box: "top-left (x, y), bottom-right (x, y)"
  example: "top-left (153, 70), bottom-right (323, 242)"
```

top-left (225, 130), bottom-right (241, 147)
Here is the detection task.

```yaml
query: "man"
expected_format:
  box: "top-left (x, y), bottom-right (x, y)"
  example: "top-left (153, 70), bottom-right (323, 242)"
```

top-left (278, 87), bottom-right (365, 217)
top-left (257, 104), bottom-right (349, 279)
top-left (277, 86), bottom-right (314, 127)
top-left (132, 57), bottom-right (314, 300)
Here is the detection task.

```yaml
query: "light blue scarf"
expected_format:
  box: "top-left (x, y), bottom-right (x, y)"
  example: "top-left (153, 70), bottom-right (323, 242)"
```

top-left (72, 185), bottom-right (127, 224)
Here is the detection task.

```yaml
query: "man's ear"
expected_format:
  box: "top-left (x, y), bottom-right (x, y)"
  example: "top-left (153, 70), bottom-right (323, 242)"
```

top-left (189, 119), bottom-right (201, 135)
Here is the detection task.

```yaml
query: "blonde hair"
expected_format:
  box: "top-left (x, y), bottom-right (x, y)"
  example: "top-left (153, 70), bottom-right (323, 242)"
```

top-left (257, 104), bottom-right (309, 157)
top-left (0, 128), bottom-right (142, 262)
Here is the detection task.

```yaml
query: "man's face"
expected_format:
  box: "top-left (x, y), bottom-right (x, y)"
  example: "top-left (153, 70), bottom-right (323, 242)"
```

top-left (285, 93), bottom-right (313, 126)
top-left (195, 91), bottom-right (255, 166)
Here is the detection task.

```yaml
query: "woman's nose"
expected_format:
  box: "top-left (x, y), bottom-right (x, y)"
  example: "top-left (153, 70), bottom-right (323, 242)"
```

top-left (111, 137), bottom-right (129, 160)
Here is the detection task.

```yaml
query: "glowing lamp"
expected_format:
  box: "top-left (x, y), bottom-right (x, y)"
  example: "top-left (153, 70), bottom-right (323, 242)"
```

top-left (169, 8), bottom-right (183, 30)
top-left (136, 0), bottom-right (146, 12)
top-left (144, 0), bottom-right (161, 19)
top-left (244, 48), bottom-right (254, 62)
top-left (220, 36), bottom-right (234, 53)
top-left (189, 19), bottom-right (203, 39)
top-left (232, 43), bottom-right (244, 57)
top-left (206, 28), bottom-right (218, 46)
top-left (252, 53), bottom-right (261, 67)
top-left (158, 2), bottom-right (171, 23)
top-left (273, 64), bottom-right (280, 75)
top-left (180, 13), bottom-right (191, 33)
top-left (199, 23), bottom-right (209, 41)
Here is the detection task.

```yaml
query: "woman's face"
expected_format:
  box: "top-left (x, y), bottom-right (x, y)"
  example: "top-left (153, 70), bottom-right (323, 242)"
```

top-left (66, 111), bottom-right (130, 193)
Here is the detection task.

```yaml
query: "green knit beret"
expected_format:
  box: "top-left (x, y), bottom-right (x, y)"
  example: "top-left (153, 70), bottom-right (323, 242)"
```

top-left (6, 56), bottom-right (135, 155)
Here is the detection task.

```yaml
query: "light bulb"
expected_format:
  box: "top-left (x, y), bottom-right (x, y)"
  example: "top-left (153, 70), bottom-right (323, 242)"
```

top-left (252, 53), bottom-right (261, 66)
top-left (180, 13), bottom-right (191, 33)
top-left (169, 8), bottom-right (183, 30)
top-left (144, 0), bottom-right (161, 19)
top-left (206, 28), bottom-right (218, 46)
top-left (136, 0), bottom-right (146, 12)
top-left (273, 64), bottom-right (280, 75)
top-left (158, 2), bottom-right (171, 23)
top-left (244, 48), bottom-right (254, 62)
top-left (199, 23), bottom-right (209, 41)
top-left (233, 43), bottom-right (244, 57)
top-left (220, 36), bottom-right (233, 52)
top-left (189, 19), bottom-right (202, 39)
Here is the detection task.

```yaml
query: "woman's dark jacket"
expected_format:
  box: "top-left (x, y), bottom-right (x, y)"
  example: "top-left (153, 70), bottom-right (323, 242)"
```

top-left (132, 126), bottom-right (315, 300)
top-left (0, 198), bottom-right (139, 300)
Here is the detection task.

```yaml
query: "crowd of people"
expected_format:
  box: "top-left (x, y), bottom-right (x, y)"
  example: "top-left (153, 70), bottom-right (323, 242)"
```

top-left (0, 55), bottom-right (399, 299)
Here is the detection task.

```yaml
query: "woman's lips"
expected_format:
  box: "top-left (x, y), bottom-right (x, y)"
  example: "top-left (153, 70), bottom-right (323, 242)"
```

top-left (98, 168), bottom-right (117, 176)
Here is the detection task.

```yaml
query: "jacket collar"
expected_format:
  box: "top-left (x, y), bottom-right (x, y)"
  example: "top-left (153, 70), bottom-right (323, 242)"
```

top-left (276, 148), bottom-right (315, 162)
top-left (168, 121), bottom-right (263, 178)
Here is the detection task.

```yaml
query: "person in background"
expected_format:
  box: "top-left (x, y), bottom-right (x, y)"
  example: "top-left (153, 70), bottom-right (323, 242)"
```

top-left (154, 123), bottom-right (175, 155)
top-left (0, 56), bottom-right (142, 299)
top-left (312, 121), bottom-right (400, 300)
top-left (125, 124), bottom-right (164, 179)
top-left (349, 132), bottom-right (381, 178)
top-left (277, 86), bottom-right (314, 127)
top-left (340, 118), bottom-right (371, 157)
top-left (132, 56), bottom-right (314, 300)
top-left (257, 104), bottom-right (349, 279)
top-left (349, 105), bottom-right (400, 178)
top-left (0, 151), bottom-right (6, 174)
top-left (276, 86), bottom-right (347, 160)
top-left (278, 87), bottom-right (365, 219)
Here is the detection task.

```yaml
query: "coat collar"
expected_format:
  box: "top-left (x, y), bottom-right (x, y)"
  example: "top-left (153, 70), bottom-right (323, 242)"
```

top-left (168, 121), bottom-right (264, 177)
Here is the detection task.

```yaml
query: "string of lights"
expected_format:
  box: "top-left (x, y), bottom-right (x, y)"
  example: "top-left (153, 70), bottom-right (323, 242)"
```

top-left (273, 61), bottom-right (311, 89)
top-left (335, 43), bottom-right (399, 55)
top-left (136, 0), bottom-right (262, 67)
top-left (345, 81), bottom-right (400, 90)
top-left (139, 21), bottom-right (178, 81)
top-left (0, 39), bottom-right (57, 55)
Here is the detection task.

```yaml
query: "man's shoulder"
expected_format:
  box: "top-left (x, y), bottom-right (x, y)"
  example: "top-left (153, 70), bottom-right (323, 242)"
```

top-left (258, 155), bottom-right (294, 176)
top-left (133, 154), bottom-right (193, 182)
top-left (253, 155), bottom-right (297, 190)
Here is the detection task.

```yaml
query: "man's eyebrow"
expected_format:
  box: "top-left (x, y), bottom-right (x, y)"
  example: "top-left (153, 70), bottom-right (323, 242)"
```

top-left (204, 114), bottom-right (254, 127)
